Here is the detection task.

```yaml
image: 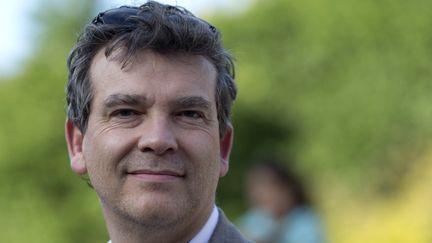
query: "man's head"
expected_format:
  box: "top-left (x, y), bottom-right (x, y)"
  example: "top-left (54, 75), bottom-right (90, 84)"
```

top-left (65, 1), bottom-right (236, 241)
top-left (66, 1), bottom-right (236, 137)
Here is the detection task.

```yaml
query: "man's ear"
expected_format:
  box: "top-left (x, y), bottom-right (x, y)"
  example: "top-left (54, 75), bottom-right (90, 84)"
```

top-left (65, 119), bottom-right (87, 175)
top-left (219, 123), bottom-right (233, 177)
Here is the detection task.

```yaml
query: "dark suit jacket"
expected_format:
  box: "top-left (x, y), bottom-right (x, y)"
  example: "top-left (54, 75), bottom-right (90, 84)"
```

top-left (208, 209), bottom-right (253, 243)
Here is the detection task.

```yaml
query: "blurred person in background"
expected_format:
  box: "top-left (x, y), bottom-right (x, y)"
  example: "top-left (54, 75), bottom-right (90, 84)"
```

top-left (237, 159), bottom-right (327, 243)
top-left (65, 1), bottom-right (250, 243)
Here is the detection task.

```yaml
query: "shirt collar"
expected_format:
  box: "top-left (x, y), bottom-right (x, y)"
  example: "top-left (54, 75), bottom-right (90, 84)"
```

top-left (189, 205), bottom-right (219, 243)
top-left (107, 205), bottom-right (219, 243)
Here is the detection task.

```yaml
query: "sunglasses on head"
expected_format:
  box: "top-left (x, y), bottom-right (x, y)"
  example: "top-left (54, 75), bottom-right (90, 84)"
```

top-left (91, 5), bottom-right (217, 33)
top-left (92, 6), bottom-right (139, 25)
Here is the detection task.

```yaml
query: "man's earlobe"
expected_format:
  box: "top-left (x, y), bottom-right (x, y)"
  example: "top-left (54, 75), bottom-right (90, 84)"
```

top-left (65, 120), bottom-right (87, 175)
top-left (219, 124), bottom-right (233, 177)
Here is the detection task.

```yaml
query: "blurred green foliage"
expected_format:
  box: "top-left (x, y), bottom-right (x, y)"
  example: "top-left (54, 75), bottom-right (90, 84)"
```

top-left (0, 1), bottom-right (108, 242)
top-left (219, 0), bottom-right (432, 196)
top-left (1, 0), bottom-right (432, 242)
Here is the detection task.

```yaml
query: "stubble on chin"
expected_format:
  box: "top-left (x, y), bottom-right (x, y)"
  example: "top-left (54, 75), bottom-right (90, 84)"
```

top-left (105, 183), bottom-right (196, 228)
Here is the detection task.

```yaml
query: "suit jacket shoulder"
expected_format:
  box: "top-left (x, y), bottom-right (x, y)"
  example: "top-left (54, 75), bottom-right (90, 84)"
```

top-left (209, 208), bottom-right (254, 243)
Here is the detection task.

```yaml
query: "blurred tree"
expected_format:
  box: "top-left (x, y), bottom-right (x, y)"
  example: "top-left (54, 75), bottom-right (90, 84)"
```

top-left (215, 0), bottom-right (432, 196)
top-left (0, 1), bottom-right (107, 242)
top-left (217, 106), bottom-right (295, 217)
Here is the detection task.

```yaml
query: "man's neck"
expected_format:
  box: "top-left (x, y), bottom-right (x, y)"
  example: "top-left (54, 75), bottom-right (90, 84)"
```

top-left (104, 204), bottom-right (215, 243)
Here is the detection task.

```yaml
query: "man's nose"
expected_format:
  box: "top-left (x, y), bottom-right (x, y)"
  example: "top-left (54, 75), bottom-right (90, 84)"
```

top-left (137, 115), bottom-right (178, 155)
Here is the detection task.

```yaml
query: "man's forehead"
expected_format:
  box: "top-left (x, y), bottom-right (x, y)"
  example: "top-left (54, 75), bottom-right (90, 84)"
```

top-left (88, 48), bottom-right (218, 104)
top-left (88, 48), bottom-right (217, 99)
top-left (90, 48), bottom-right (216, 85)
top-left (90, 47), bottom-right (216, 76)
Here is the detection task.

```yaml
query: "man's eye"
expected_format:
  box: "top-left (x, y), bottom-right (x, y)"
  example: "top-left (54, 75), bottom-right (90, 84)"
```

top-left (178, 110), bottom-right (203, 119)
top-left (112, 109), bottom-right (138, 118)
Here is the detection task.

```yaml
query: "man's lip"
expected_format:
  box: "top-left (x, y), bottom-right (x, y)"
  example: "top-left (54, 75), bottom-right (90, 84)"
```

top-left (127, 169), bottom-right (184, 182)
top-left (127, 169), bottom-right (184, 177)
top-left (126, 169), bottom-right (185, 183)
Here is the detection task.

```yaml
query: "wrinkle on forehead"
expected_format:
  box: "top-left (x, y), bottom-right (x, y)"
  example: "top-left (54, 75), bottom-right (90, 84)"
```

top-left (89, 48), bottom-right (218, 113)
top-left (99, 47), bottom-right (217, 77)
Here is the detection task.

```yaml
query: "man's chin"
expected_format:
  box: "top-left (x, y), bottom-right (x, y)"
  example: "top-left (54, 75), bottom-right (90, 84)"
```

top-left (119, 195), bottom-right (190, 226)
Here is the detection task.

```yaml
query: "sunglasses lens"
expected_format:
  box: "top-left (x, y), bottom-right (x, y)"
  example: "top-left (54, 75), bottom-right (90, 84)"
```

top-left (93, 6), bottom-right (139, 25)
top-left (91, 5), bottom-right (217, 34)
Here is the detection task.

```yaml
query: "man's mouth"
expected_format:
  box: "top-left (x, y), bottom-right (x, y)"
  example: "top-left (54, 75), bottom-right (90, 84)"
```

top-left (127, 169), bottom-right (184, 182)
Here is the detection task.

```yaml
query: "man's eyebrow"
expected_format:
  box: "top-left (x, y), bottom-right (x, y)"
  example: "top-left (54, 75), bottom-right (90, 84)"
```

top-left (172, 96), bottom-right (212, 109)
top-left (103, 94), bottom-right (147, 108)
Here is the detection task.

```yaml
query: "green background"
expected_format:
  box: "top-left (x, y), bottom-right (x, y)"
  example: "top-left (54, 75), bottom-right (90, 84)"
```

top-left (1, 0), bottom-right (432, 242)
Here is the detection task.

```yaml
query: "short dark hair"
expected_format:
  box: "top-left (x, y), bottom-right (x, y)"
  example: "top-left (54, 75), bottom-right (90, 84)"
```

top-left (66, 1), bottom-right (236, 136)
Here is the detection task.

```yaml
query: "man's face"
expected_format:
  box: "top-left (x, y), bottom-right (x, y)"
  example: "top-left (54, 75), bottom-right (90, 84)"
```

top-left (66, 50), bottom-right (232, 229)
